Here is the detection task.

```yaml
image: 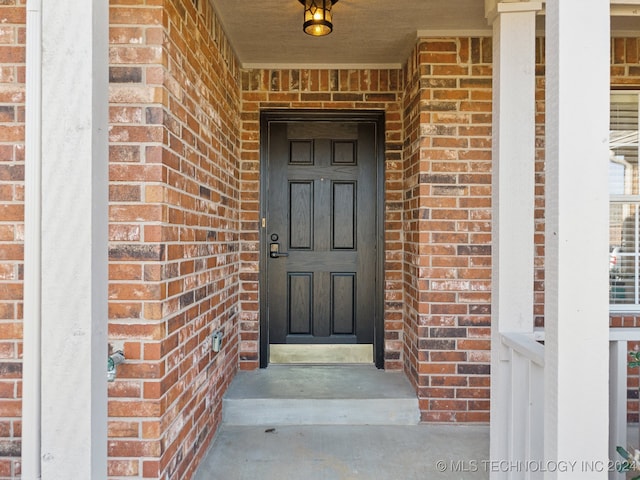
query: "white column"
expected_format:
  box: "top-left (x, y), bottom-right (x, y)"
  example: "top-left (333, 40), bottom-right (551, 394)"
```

top-left (609, 339), bottom-right (628, 474)
top-left (489, 2), bottom-right (541, 473)
top-left (27, 0), bottom-right (109, 478)
top-left (544, 1), bottom-right (610, 478)
top-left (22, 0), bottom-right (42, 478)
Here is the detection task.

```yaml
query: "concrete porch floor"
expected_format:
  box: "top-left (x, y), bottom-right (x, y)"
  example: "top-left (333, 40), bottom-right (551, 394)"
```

top-left (194, 365), bottom-right (490, 479)
top-left (194, 424), bottom-right (490, 479)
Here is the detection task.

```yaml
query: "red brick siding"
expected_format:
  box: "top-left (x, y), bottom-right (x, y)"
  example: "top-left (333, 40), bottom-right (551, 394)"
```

top-left (612, 37), bottom-right (640, 86)
top-left (402, 41), bottom-right (423, 400)
top-left (238, 69), bottom-right (405, 370)
top-left (108, 0), bottom-right (240, 478)
top-left (402, 38), bottom-right (493, 422)
top-left (534, 37), bottom-right (546, 328)
top-left (0, 2), bottom-right (23, 478)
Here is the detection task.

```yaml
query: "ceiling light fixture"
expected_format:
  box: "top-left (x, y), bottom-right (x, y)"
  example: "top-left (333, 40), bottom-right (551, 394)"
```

top-left (298, 0), bottom-right (339, 37)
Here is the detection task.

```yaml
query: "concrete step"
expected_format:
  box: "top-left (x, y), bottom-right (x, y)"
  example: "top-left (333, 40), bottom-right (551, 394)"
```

top-left (222, 365), bottom-right (420, 426)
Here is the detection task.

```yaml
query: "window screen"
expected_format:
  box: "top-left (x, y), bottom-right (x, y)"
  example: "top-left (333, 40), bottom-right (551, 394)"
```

top-left (610, 93), bottom-right (640, 309)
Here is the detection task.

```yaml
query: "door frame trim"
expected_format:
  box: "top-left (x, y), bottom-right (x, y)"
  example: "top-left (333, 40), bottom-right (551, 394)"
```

top-left (259, 110), bottom-right (386, 368)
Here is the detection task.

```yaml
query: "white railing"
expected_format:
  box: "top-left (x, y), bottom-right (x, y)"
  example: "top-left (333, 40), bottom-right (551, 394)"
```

top-left (609, 328), bottom-right (640, 479)
top-left (499, 332), bottom-right (545, 480)
top-left (500, 328), bottom-right (640, 480)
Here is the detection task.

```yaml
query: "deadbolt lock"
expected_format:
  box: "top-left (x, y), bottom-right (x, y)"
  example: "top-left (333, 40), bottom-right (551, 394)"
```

top-left (269, 239), bottom-right (289, 258)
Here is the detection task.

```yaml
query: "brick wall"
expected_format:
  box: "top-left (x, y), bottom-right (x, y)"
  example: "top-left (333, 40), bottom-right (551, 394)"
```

top-left (612, 37), bottom-right (640, 86)
top-left (402, 40), bottom-right (423, 398)
top-left (402, 38), bottom-right (493, 422)
top-left (108, 0), bottom-right (240, 478)
top-left (534, 38), bottom-right (546, 328)
top-left (0, 2), bottom-right (23, 478)
top-left (400, 35), bottom-right (640, 424)
top-left (238, 69), bottom-right (405, 370)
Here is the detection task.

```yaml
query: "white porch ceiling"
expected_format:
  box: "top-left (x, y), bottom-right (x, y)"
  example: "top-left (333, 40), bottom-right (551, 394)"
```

top-left (210, 0), bottom-right (640, 69)
top-left (211, 0), bottom-right (489, 68)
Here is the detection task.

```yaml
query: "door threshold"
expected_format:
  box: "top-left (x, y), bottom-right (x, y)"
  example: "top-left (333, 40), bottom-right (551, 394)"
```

top-left (269, 344), bottom-right (373, 364)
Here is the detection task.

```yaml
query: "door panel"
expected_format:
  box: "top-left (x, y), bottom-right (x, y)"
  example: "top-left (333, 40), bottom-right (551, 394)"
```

top-left (262, 113), bottom-right (382, 364)
top-left (290, 182), bottom-right (313, 249)
top-left (332, 273), bottom-right (355, 334)
top-left (332, 182), bottom-right (355, 249)
top-left (288, 273), bottom-right (312, 334)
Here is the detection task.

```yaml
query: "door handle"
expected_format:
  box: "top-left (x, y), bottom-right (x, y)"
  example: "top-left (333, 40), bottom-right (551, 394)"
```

top-left (270, 242), bottom-right (289, 258)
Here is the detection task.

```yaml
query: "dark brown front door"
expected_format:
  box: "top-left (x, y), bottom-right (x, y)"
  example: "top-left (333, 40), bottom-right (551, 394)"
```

top-left (260, 111), bottom-right (383, 367)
